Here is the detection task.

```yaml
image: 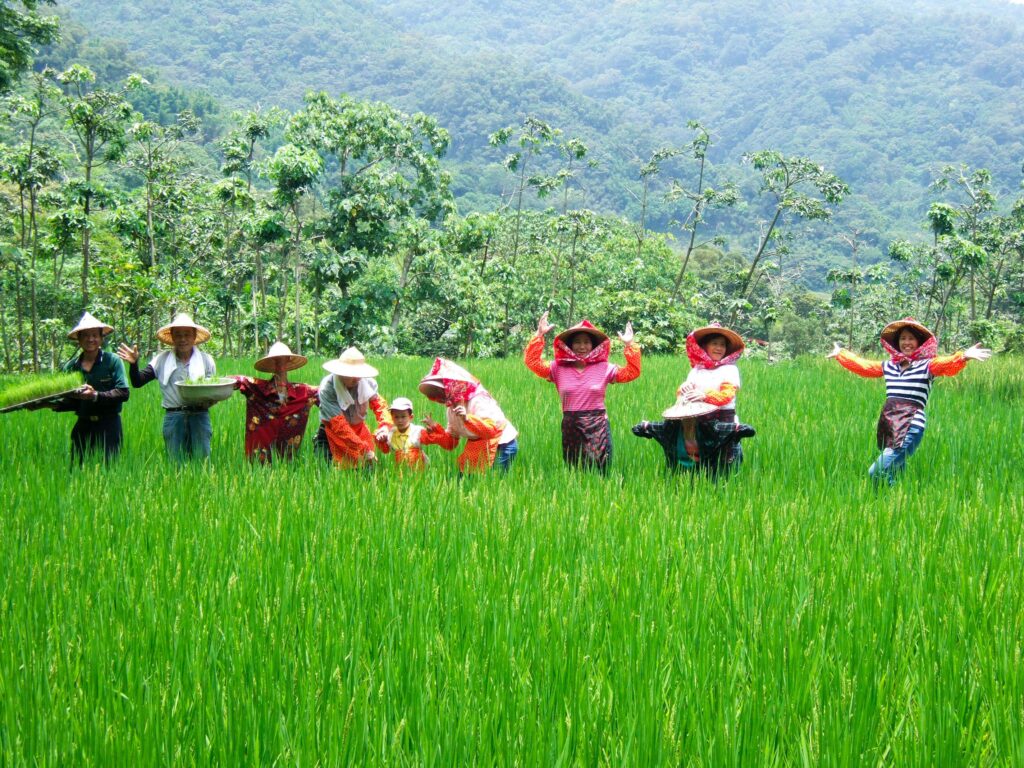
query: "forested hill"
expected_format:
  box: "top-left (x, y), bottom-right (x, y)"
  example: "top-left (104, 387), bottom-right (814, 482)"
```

top-left (54, 0), bottom-right (1024, 235)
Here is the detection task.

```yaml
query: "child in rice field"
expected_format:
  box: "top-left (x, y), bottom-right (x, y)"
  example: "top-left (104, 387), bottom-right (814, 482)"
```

top-left (375, 397), bottom-right (449, 470)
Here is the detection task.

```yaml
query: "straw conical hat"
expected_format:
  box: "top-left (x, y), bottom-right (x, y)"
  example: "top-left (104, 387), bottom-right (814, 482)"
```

top-left (690, 323), bottom-right (744, 355)
top-left (322, 347), bottom-right (378, 378)
top-left (880, 317), bottom-right (934, 347)
top-left (254, 341), bottom-right (307, 373)
top-left (662, 397), bottom-right (720, 420)
top-left (156, 313), bottom-right (211, 345)
top-left (68, 311), bottom-right (113, 340)
top-left (554, 319), bottom-right (608, 347)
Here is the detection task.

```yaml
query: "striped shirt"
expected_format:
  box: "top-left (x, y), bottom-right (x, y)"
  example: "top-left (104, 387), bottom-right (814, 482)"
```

top-left (881, 359), bottom-right (933, 429)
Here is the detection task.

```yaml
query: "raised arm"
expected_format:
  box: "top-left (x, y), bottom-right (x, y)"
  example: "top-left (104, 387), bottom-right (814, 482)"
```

top-left (614, 340), bottom-right (641, 383)
top-left (523, 334), bottom-right (552, 380)
top-left (524, 311), bottom-right (555, 380)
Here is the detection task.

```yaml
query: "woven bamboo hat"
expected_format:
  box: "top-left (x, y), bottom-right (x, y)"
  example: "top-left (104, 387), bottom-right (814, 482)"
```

top-left (156, 313), bottom-right (211, 345)
top-left (880, 317), bottom-right (933, 347)
top-left (662, 397), bottom-right (720, 420)
top-left (322, 347), bottom-right (378, 378)
top-left (690, 323), bottom-right (744, 355)
top-left (68, 311), bottom-right (113, 340)
top-left (554, 319), bottom-right (608, 347)
top-left (254, 341), bottom-right (307, 373)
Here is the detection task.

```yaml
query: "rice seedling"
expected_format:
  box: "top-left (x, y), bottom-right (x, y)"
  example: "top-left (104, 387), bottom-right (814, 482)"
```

top-left (0, 370), bottom-right (83, 410)
top-left (0, 354), bottom-right (1021, 765)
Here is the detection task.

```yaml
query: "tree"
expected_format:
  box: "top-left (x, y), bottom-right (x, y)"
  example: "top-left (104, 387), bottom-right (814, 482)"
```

top-left (664, 121), bottom-right (738, 303)
top-left (284, 91), bottom-right (453, 340)
top-left (55, 64), bottom-right (143, 306)
top-left (0, 69), bottom-right (61, 368)
top-left (731, 151), bottom-right (848, 324)
top-left (0, 0), bottom-right (58, 94)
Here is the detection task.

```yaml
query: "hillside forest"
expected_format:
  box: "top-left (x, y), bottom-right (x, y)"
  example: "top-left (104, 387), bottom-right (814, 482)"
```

top-left (1, 0), bottom-right (1023, 371)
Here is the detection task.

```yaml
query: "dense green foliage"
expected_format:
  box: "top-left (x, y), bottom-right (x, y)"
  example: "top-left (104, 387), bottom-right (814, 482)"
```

top-left (1, 3), bottom-right (1022, 374)
top-left (53, 0), bottom-right (1024, 246)
top-left (2, 355), bottom-right (1023, 763)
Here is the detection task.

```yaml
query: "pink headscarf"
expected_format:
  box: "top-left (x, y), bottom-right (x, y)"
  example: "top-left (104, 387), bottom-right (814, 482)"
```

top-left (686, 332), bottom-right (743, 370)
top-left (881, 334), bottom-right (938, 364)
top-left (553, 336), bottom-right (611, 365)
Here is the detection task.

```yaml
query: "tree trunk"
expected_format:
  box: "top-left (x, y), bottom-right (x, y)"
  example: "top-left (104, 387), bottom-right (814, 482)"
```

top-left (390, 249), bottom-right (416, 333)
top-left (81, 160), bottom-right (93, 307)
top-left (30, 189), bottom-right (40, 371)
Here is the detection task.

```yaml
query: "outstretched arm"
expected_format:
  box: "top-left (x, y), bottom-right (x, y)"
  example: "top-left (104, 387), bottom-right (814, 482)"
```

top-left (931, 344), bottom-right (991, 377)
top-left (828, 343), bottom-right (884, 378)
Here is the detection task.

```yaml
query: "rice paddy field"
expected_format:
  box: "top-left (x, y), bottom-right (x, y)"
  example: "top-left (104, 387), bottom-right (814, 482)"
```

top-left (1, 353), bottom-right (1022, 765)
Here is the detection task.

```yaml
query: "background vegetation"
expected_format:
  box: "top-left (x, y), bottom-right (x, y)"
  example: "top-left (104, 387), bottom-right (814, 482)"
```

top-left (1, 0), bottom-right (1022, 372)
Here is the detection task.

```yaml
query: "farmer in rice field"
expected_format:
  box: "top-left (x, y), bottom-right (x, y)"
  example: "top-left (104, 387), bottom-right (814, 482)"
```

top-left (827, 317), bottom-right (991, 484)
top-left (419, 358), bottom-right (518, 474)
top-left (374, 397), bottom-right (450, 470)
top-left (524, 311), bottom-right (640, 472)
top-left (313, 347), bottom-right (392, 468)
top-left (117, 312), bottom-right (217, 460)
top-left (229, 342), bottom-right (319, 464)
top-left (634, 322), bottom-right (752, 477)
top-left (45, 312), bottom-right (130, 464)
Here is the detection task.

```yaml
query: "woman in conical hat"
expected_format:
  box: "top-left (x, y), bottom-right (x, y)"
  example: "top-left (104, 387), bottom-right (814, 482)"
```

top-left (312, 346), bottom-right (393, 469)
top-left (43, 312), bottom-right (129, 465)
top-left (669, 322), bottom-right (750, 474)
top-left (117, 312), bottom-right (217, 461)
top-left (524, 312), bottom-right (640, 472)
top-left (827, 317), bottom-right (991, 483)
top-left (230, 342), bottom-right (319, 464)
top-left (418, 357), bottom-right (519, 474)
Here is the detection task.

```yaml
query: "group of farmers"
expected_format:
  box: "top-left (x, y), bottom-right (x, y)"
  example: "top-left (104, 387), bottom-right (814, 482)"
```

top-left (39, 307), bottom-right (992, 483)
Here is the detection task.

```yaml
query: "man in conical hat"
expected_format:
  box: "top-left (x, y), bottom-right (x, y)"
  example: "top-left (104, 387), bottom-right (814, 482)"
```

top-left (419, 357), bottom-right (519, 474)
top-left (313, 346), bottom-right (393, 468)
top-left (117, 312), bottom-right (217, 460)
top-left (230, 341), bottom-right (319, 463)
top-left (827, 317), bottom-right (992, 484)
top-left (44, 311), bottom-right (130, 464)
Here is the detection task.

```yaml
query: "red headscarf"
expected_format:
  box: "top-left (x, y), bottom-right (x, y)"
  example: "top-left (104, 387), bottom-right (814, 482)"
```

top-left (422, 358), bottom-right (483, 405)
top-left (880, 334), bottom-right (938, 364)
top-left (553, 336), bottom-right (611, 365)
top-left (686, 332), bottom-right (744, 370)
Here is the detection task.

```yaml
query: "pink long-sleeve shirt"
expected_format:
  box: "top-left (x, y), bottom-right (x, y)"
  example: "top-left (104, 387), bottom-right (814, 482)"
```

top-left (548, 362), bottom-right (621, 412)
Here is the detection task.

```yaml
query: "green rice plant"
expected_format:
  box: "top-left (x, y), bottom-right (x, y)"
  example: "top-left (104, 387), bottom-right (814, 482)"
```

top-left (0, 355), bottom-right (1022, 765)
top-left (0, 370), bottom-right (83, 410)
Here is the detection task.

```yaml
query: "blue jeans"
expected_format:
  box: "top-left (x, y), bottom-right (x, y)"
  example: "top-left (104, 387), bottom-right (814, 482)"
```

top-left (162, 410), bottom-right (212, 461)
top-left (869, 424), bottom-right (925, 484)
top-left (493, 439), bottom-right (518, 473)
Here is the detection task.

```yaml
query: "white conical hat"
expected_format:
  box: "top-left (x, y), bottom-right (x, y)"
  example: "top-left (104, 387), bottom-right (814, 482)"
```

top-left (254, 341), bottom-right (307, 373)
top-left (322, 347), bottom-right (379, 378)
top-left (68, 311), bottom-right (113, 340)
top-left (156, 313), bottom-right (211, 345)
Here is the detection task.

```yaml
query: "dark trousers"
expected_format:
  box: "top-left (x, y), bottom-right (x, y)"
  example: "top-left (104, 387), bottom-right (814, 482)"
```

top-left (71, 415), bottom-right (122, 465)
